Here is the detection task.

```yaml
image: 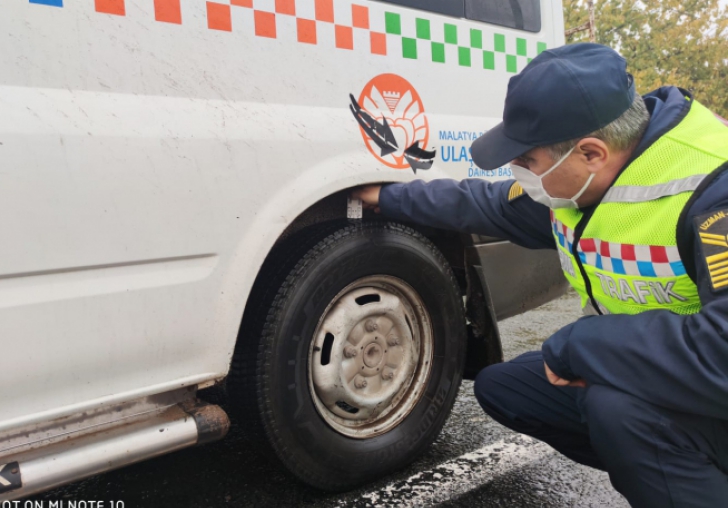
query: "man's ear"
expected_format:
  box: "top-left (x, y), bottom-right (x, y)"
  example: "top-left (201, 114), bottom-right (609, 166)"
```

top-left (576, 137), bottom-right (609, 174)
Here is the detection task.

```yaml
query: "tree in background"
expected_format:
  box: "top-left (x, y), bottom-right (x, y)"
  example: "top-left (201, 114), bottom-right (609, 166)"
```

top-left (564, 0), bottom-right (728, 117)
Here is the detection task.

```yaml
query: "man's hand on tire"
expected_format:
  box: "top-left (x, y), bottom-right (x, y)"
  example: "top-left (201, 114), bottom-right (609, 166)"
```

top-left (351, 185), bottom-right (382, 213)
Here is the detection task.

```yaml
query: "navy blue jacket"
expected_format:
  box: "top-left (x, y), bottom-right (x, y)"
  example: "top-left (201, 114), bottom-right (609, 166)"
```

top-left (379, 87), bottom-right (728, 420)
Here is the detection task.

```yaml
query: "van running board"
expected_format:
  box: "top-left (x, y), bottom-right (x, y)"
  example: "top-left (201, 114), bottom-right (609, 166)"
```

top-left (0, 401), bottom-right (229, 500)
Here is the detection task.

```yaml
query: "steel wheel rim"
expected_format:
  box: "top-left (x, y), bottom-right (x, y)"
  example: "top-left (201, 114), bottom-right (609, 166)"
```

top-left (307, 275), bottom-right (434, 439)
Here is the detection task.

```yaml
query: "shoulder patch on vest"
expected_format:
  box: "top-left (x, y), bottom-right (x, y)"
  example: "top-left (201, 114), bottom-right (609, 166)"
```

top-left (508, 181), bottom-right (525, 202)
top-left (694, 208), bottom-right (728, 292)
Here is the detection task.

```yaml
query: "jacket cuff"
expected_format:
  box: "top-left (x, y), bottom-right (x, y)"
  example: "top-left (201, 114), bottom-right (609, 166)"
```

top-left (378, 183), bottom-right (406, 219)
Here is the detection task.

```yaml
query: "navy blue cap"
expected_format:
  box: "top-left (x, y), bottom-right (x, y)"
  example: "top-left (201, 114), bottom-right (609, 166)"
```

top-left (471, 43), bottom-right (635, 170)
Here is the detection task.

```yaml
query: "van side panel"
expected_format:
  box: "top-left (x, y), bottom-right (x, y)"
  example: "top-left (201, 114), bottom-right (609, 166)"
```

top-left (0, 0), bottom-right (561, 429)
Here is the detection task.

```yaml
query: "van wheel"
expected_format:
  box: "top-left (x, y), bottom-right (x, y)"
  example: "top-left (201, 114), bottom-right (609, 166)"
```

top-left (229, 222), bottom-right (466, 491)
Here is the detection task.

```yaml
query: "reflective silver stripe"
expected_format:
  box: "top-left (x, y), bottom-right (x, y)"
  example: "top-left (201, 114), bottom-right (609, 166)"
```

top-left (601, 174), bottom-right (707, 203)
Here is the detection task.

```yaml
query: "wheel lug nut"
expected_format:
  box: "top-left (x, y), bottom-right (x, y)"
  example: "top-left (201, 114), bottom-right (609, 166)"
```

top-left (355, 378), bottom-right (368, 389)
top-left (365, 319), bottom-right (378, 332)
top-left (344, 346), bottom-right (358, 358)
top-left (387, 336), bottom-right (400, 347)
top-left (382, 370), bottom-right (394, 380)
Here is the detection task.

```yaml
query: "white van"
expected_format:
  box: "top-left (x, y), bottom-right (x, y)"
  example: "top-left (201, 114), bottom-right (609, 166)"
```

top-left (0, 0), bottom-right (566, 498)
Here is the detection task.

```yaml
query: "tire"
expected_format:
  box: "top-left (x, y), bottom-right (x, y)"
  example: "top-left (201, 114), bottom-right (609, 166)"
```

top-left (229, 221), bottom-right (466, 491)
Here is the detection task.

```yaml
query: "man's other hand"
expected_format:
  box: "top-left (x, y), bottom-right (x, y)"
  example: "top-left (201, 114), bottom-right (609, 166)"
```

top-left (351, 185), bottom-right (382, 213)
top-left (545, 362), bottom-right (586, 388)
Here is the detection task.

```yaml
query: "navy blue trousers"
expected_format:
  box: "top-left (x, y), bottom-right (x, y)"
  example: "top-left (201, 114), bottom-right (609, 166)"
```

top-left (474, 351), bottom-right (728, 508)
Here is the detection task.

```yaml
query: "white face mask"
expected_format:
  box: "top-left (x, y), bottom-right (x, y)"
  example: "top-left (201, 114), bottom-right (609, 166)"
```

top-left (510, 146), bottom-right (595, 209)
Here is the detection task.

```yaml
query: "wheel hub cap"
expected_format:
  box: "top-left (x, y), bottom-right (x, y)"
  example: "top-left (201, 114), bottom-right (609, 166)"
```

top-left (362, 343), bottom-right (383, 368)
top-left (308, 275), bottom-right (433, 439)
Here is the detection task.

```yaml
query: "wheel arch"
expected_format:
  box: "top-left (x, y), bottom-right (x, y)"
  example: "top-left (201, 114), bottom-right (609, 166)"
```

top-left (234, 187), bottom-right (502, 383)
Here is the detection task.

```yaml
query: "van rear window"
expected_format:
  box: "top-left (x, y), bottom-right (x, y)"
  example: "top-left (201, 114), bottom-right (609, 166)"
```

top-left (378, 0), bottom-right (541, 33)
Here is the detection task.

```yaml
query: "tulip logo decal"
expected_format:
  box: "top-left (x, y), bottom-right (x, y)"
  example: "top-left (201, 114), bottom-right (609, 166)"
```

top-left (350, 74), bottom-right (436, 173)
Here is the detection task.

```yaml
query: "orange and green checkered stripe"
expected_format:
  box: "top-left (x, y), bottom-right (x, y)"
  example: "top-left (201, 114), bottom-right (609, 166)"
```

top-left (29, 0), bottom-right (548, 71)
top-left (384, 11), bottom-right (547, 72)
top-left (205, 0), bottom-right (388, 55)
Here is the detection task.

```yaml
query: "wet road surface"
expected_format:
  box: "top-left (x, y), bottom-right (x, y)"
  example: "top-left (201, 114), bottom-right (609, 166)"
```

top-left (33, 290), bottom-right (629, 507)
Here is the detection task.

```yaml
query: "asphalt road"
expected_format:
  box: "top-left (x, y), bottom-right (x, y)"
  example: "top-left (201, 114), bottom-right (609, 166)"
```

top-left (33, 289), bottom-right (629, 507)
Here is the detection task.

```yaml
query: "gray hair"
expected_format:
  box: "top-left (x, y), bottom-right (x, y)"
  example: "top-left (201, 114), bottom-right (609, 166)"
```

top-left (543, 93), bottom-right (650, 160)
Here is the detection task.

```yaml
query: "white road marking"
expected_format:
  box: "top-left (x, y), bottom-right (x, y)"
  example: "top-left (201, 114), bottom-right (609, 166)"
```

top-left (340, 436), bottom-right (554, 507)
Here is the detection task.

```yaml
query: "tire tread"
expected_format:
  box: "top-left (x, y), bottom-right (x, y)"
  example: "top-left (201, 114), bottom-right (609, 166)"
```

top-left (229, 221), bottom-right (466, 491)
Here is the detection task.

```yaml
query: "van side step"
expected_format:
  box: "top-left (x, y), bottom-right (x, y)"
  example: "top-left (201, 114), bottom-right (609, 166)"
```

top-left (0, 401), bottom-right (229, 500)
